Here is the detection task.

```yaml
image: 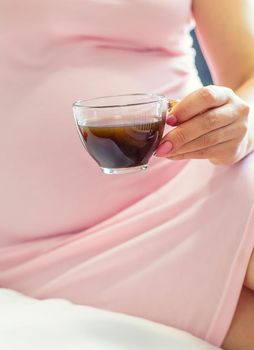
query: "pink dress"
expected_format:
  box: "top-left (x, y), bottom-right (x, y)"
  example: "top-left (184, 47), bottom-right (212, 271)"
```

top-left (0, 0), bottom-right (254, 347)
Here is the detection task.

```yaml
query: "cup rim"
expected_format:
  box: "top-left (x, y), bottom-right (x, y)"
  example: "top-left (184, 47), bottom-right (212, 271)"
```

top-left (73, 93), bottom-right (168, 109)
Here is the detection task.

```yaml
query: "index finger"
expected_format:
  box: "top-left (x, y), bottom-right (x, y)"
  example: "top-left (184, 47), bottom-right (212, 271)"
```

top-left (168, 85), bottom-right (232, 125)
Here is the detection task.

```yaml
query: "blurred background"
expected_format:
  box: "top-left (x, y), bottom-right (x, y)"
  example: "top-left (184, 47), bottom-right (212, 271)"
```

top-left (191, 30), bottom-right (213, 86)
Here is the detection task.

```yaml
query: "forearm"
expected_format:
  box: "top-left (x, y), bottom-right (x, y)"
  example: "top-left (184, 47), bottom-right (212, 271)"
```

top-left (235, 75), bottom-right (254, 155)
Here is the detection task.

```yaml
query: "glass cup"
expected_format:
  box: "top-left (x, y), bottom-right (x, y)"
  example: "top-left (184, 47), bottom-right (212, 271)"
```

top-left (73, 93), bottom-right (177, 174)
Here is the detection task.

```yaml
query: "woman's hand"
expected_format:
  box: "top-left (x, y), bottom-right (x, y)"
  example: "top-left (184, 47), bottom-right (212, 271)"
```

top-left (155, 85), bottom-right (251, 165)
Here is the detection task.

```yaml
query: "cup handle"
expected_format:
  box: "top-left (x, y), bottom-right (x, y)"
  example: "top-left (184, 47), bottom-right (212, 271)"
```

top-left (167, 99), bottom-right (180, 114)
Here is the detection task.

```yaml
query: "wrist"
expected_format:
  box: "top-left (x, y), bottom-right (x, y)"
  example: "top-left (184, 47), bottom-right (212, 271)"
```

top-left (247, 109), bottom-right (254, 155)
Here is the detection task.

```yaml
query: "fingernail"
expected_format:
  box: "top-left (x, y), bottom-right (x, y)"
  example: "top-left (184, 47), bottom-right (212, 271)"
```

top-left (166, 115), bottom-right (177, 126)
top-left (155, 141), bottom-right (173, 157)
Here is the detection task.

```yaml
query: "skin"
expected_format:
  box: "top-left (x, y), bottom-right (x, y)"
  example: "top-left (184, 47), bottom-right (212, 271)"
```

top-left (155, 1), bottom-right (254, 349)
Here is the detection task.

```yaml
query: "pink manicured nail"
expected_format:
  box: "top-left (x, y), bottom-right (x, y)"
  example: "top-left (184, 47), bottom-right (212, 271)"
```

top-left (166, 115), bottom-right (178, 126)
top-left (155, 141), bottom-right (173, 157)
